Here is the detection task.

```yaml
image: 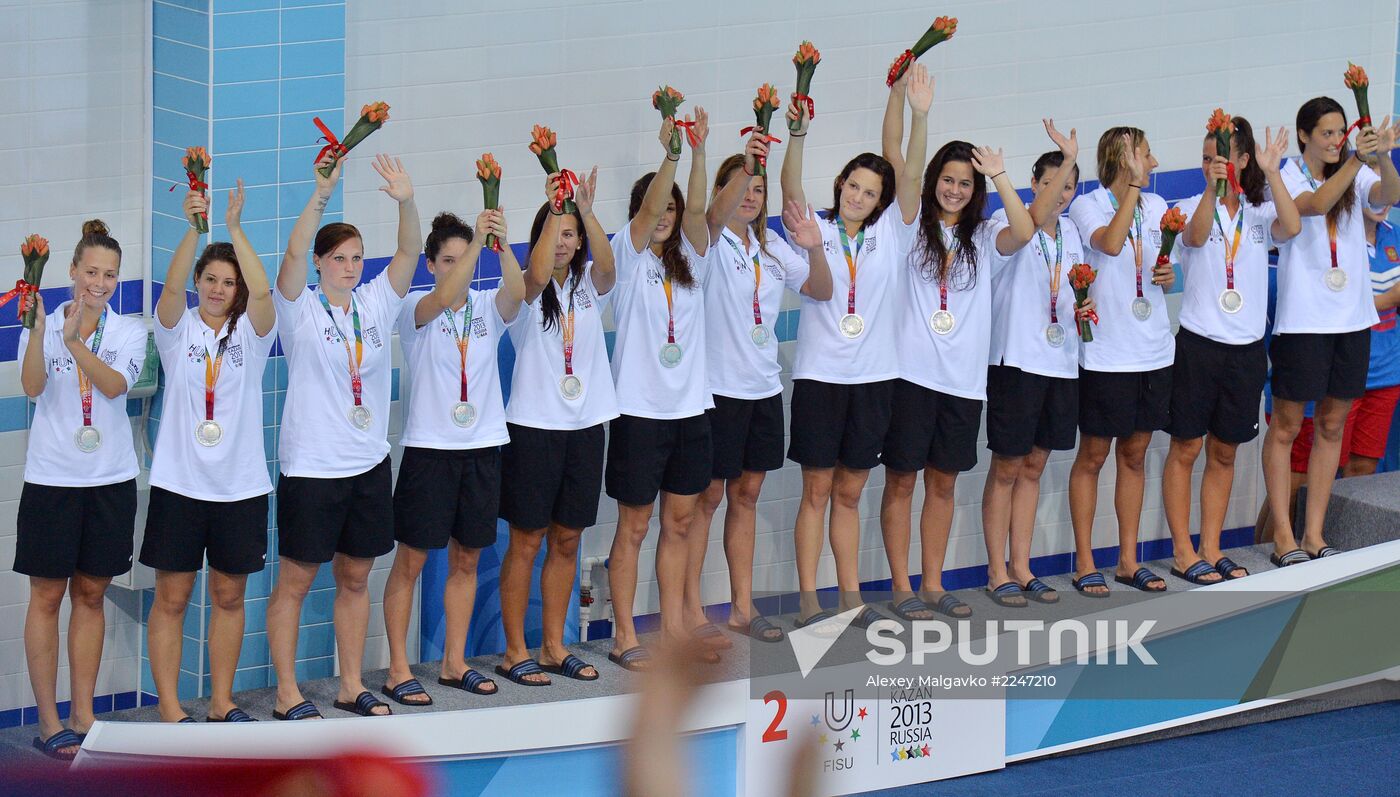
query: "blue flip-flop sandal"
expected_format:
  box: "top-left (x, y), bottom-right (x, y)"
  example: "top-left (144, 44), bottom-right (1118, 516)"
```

top-left (540, 654), bottom-right (598, 682)
top-left (439, 669), bottom-right (498, 694)
top-left (32, 728), bottom-right (82, 761)
top-left (1171, 560), bottom-right (1221, 586)
top-left (1072, 572), bottom-right (1110, 597)
top-left (1115, 567), bottom-right (1166, 592)
top-left (381, 678), bottom-right (433, 706)
top-left (333, 691), bottom-right (390, 717)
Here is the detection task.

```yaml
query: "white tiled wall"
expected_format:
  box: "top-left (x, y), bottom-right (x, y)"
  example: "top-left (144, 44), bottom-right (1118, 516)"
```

top-left (343, 1), bottom-right (1398, 619)
top-left (0, 0), bottom-right (148, 713)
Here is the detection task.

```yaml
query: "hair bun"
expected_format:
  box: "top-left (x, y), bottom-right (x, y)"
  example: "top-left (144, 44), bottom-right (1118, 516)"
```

top-left (82, 219), bottom-right (110, 237)
top-left (431, 212), bottom-right (467, 233)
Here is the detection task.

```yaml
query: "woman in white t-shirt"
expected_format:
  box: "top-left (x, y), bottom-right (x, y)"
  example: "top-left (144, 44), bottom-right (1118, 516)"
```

top-left (1162, 119), bottom-right (1298, 584)
top-left (141, 184), bottom-right (277, 724)
top-left (1263, 98), bottom-right (1400, 567)
top-left (380, 208), bottom-right (523, 701)
top-left (980, 121), bottom-right (1090, 610)
top-left (683, 136), bottom-right (833, 647)
top-left (1066, 128), bottom-right (1175, 594)
top-left (266, 154), bottom-right (421, 720)
top-left (603, 112), bottom-right (724, 671)
top-left (497, 169), bottom-right (616, 685)
top-left (18, 220), bottom-right (146, 760)
top-left (779, 65), bottom-right (926, 632)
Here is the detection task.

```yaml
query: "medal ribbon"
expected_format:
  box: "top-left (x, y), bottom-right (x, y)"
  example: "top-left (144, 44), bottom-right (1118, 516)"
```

top-left (317, 292), bottom-right (364, 408)
top-left (836, 222), bottom-right (865, 316)
top-left (662, 275), bottom-right (676, 344)
top-left (1299, 158), bottom-right (1342, 274)
top-left (938, 224), bottom-right (961, 313)
top-left (1109, 192), bottom-right (1145, 298)
top-left (203, 333), bottom-right (229, 422)
top-left (442, 294), bottom-right (473, 403)
top-left (1038, 224), bottom-right (1064, 323)
top-left (724, 234), bottom-right (765, 327)
top-left (75, 306), bottom-right (108, 430)
top-left (561, 283), bottom-right (576, 377)
top-left (1215, 206), bottom-right (1245, 292)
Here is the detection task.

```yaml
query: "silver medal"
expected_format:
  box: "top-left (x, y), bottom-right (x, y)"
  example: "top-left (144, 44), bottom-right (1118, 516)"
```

top-left (1219, 289), bottom-right (1243, 314)
top-left (348, 404), bottom-right (373, 430)
top-left (559, 374), bottom-right (583, 401)
top-left (659, 342), bottom-right (683, 368)
top-left (1325, 268), bottom-right (1348, 292)
top-left (74, 426), bottom-right (102, 453)
top-left (838, 313), bottom-right (865, 339)
top-left (452, 401), bottom-right (477, 428)
top-left (930, 310), bottom-right (955, 335)
top-left (1131, 297), bottom-right (1153, 321)
top-left (1045, 323), bottom-right (1066, 348)
top-left (750, 324), bottom-right (771, 347)
top-left (195, 419), bottom-right (224, 447)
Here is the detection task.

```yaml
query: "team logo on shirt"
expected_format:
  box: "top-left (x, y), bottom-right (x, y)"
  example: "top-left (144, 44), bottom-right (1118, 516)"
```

top-left (1386, 245), bottom-right (1399, 263)
top-left (1250, 224), bottom-right (1265, 244)
top-left (646, 264), bottom-right (663, 285)
top-left (322, 325), bottom-right (340, 343)
top-left (823, 239), bottom-right (839, 256)
top-left (365, 325), bottom-right (383, 348)
top-left (100, 350), bottom-right (117, 366)
top-left (50, 356), bottom-right (74, 374)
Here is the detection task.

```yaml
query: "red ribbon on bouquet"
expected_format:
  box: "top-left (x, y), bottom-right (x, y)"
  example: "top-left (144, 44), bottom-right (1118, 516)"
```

top-left (738, 126), bottom-right (783, 171)
top-left (313, 117), bottom-right (348, 164)
top-left (167, 170), bottom-right (209, 194)
top-left (885, 51), bottom-right (915, 87)
top-left (0, 280), bottom-right (38, 317)
top-left (791, 93), bottom-right (815, 121)
top-left (1074, 302), bottom-right (1098, 327)
top-left (554, 168), bottom-right (580, 212)
top-left (673, 119), bottom-right (700, 148)
top-left (1225, 162), bottom-right (1243, 196)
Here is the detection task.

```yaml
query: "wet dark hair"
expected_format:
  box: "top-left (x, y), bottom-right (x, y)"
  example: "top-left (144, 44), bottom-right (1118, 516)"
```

top-left (193, 242), bottom-right (249, 334)
top-left (1032, 151), bottom-right (1080, 184)
top-left (1296, 96), bottom-right (1356, 226)
top-left (425, 211), bottom-right (474, 260)
top-left (73, 219), bottom-right (122, 267)
top-left (312, 222), bottom-right (362, 258)
top-left (827, 152), bottom-right (896, 231)
top-left (1204, 115), bottom-right (1266, 206)
top-left (913, 141), bottom-right (985, 289)
top-left (714, 154), bottom-right (771, 258)
top-left (528, 202), bottom-right (589, 333)
top-left (628, 172), bottom-right (694, 288)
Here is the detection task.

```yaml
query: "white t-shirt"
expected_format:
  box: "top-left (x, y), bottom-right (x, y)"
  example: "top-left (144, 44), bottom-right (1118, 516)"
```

top-left (149, 307), bottom-right (276, 501)
top-left (705, 226), bottom-right (811, 399)
top-left (1172, 194), bottom-right (1277, 345)
top-left (792, 204), bottom-right (917, 384)
top-left (988, 211), bottom-right (1085, 379)
top-left (505, 263), bottom-right (619, 431)
top-left (1275, 159), bottom-right (1385, 334)
top-left (274, 269), bottom-right (404, 478)
top-left (1068, 187), bottom-right (1175, 372)
top-left (608, 228), bottom-right (713, 419)
top-left (398, 288), bottom-right (512, 450)
top-left (897, 214), bottom-right (1006, 399)
top-left (21, 303), bottom-right (145, 487)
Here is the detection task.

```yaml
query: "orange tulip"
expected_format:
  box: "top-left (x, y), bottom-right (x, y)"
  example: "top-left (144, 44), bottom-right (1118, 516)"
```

top-left (476, 153), bottom-right (502, 181)
top-left (933, 15), bottom-right (958, 38)
top-left (754, 83), bottom-right (781, 112)
top-left (793, 40), bottom-right (821, 67)
top-left (529, 124), bottom-right (557, 156)
top-left (1205, 108), bottom-right (1233, 135)
top-left (362, 101), bottom-right (391, 124)
top-left (1160, 207), bottom-right (1187, 233)
top-left (1344, 62), bottom-right (1369, 89)
top-left (21, 234), bottom-right (49, 259)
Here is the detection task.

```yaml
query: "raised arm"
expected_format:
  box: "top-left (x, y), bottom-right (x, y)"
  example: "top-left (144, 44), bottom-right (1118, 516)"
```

top-left (708, 134), bottom-right (767, 239)
top-left (20, 295), bottom-right (47, 398)
top-left (897, 64), bottom-right (932, 224)
top-left (277, 155), bottom-right (342, 301)
top-left (576, 168), bottom-right (615, 296)
top-left (495, 213), bottom-right (526, 323)
top-left (1090, 134), bottom-right (1145, 256)
top-left (158, 192), bottom-right (205, 329)
top-left (414, 209), bottom-right (487, 327)
top-left (1028, 120), bottom-right (1079, 229)
top-left (978, 148), bottom-right (1034, 254)
top-left (1257, 126), bottom-right (1301, 242)
top-left (782, 200), bottom-right (834, 301)
top-left (1183, 162), bottom-right (1221, 249)
top-left (62, 306), bottom-right (127, 399)
top-left (1292, 151), bottom-right (1363, 218)
top-left (882, 72), bottom-right (908, 177)
top-left (780, 100), bottom-right (809, 211)
top-left (525, 176), bottom-right (565, 304)
top-left (681, 107), bottom-right (712, 255)
top-left (372, 154), bottom-right (422, 298)
top-left (629, 118), bottom-right (682, 253)
top-left (1366, 118), bottom-right (1400, 208)
top-left (225, 179), bottom-right (275, 336)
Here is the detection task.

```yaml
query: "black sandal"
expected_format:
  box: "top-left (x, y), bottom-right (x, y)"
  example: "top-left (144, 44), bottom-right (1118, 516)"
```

top-left (332, 691), bottom-right (390, 717)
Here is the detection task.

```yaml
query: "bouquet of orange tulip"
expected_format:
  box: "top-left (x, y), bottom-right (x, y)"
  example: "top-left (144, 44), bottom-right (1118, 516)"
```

top-left (1206, 109), bottom-right (1234, 199)
top-left (528, 125), bottom-right (577, 214)
top-left (1, 235), bottom-right (47, 328)
top-left (315, 101), bottom-right (390, 178)
top-left (180, 147), bottom-right (212, 233)
top-left (1157, 207), bottom-right (1187, 270)
top-left (886, 16), bottom-right (957, 87)
top-left (652, 86), bottom-right (690, 156)
top-left (1068, 263), bottom-right (1097, 342)
top-left (1345, 62), bottom-right (1371, 131)
top-left (790, 41), bottom-right (821, 133)
top-left (740, 84), bottom-right (783, 177)
top-left (476, 154), bottom-right (503, 252)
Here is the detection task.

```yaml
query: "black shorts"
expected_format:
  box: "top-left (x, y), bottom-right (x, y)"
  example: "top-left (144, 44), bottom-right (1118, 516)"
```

top-left (880, 380), bottom-right (983, 473)
top-left (707, 394), bottom-right (785, 479)
top-left (15, 480), bottom-right (136, 579)
top-left (986, 365), bottom-right (1079, 456)
top-left (139, 487), bottom-right (269, 575)
top-left (393, 446), bottom-right (501, 550)
top-left (1167, 329), bottom-right (1267, 443)
top-left (1078, 366), bottom-right (1173, 439)
top-left (605, 413), bottom-right (712, 505)
top-left (501, 423), bottom-right (605, 530)
top-left (787, 379), bottom-right (895, 470)
top-left (1269, 329), bottom-right (1371, 402)
top-left (277, 456), bottom-right (394, 564)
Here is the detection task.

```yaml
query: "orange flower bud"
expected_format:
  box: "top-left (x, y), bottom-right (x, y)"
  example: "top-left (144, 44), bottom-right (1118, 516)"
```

top-left (1160, 206), bottom-right (1187, 233)
top-left (529, 124), bottom-right (557, 156)
top-left (934, 16), bottom-right (958, 37)
top-left (21, 234), bottom-right (49, 258)
top-left (476, 153), bottom-right (501, 181)
top-left (1068, 262), bottom-right (1097, 289)
top-left (361, 101), bottom-right (391, 124)
top-left (1205, 108), bottom-right (1233, 135)
top-left (793, 40), bottom-right (821, 66)
top-left (1344, 62), bottom-right (1369, 89)
top-left (754, 83), bottom-right (781, 112)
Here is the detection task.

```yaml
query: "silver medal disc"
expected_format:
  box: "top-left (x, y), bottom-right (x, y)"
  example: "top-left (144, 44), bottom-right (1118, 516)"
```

top-left (452, 401), bottom-right (477, 428)
top-left (659, 342), bottom-right (684, 368)
top-left (1219, 289), bottom-right (1243, 314)
top-left (1131, 297), bottom-right (1153, 321)
top-left (1325, 268), bottom-right (1348, 292)
top-left (195, 419), bottom-right (224, 447)
top-left (559, 374), bottom-right (583, 401)
top-left (750, 324), bottom-right (771, 347)
top-left (74, 425), bottom-right (102, 453)
top-left (348, 404), bottom-right (373, 430)
top-left (930, 309), bottom-right (955, 335)
top-left (838, 313), bottom-right (865, 339)
top-left (1045, 323), bottom-right (1066, 348)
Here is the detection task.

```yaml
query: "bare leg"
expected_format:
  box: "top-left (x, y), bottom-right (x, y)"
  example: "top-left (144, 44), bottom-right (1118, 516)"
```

top-left (440, 541), bottom-right (500, 687)
top-left (610, 501), bottom-right (655, 660)
top-left (206, 568), bottom-right (249, 719)
top-left (539, 524), bottom-right (594, 677)
top-left (1112, 431), bottom-right (1157, 588)
top-left (795, 467), bottom-right (834, 619)
top-left (501, 526), bottom-right (544, 671)
top-left (680, 480), bottom-right (721, 639)
top-left (721, 472), bottom-right (767, 627)
top-left (1197, 436), bottom-right (1240, 572)
top-left (880, 469), bottom-right (918, 594)
top-left (1263, 400), bottom-right (1306, 554)
top-left (332, 553), bottom-right (388, 712)
top-left (981, 454), bottom-right (1022, 590)
top-left (147, 570), bottom-right (197, 722)
top-left (655, 491), bottom-right (702, 642)
top-left (25, 577), bottom-right (73, 748)
top-left (1069, 435), bottom-right (1111, 594)
top-left (830, 466), bottom-right (870, 611)
top-left (1163, 436), bottom-right (1218, 579)
top-left (381, 544), bottom-right (431, 702)
top-left (1300, 396), bottom-right (1352, 554)
top-left (268, 556), bottom-right (319, 715)
top-left (66, 572), bottom-right (111, 733)
top-left (1007, 448), bottom-right (1051, 585)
